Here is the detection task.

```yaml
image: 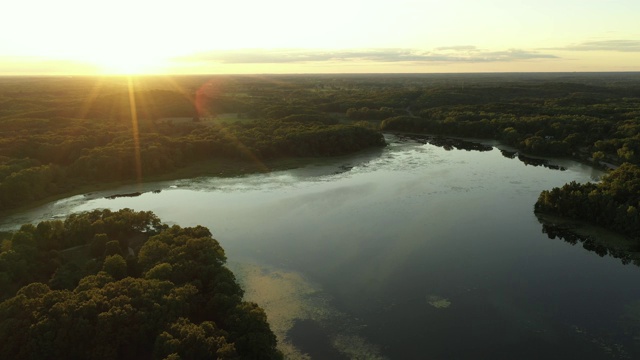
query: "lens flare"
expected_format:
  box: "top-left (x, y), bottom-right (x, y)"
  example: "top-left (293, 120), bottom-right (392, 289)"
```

top-left (127, 77), bottom-right (143, 184)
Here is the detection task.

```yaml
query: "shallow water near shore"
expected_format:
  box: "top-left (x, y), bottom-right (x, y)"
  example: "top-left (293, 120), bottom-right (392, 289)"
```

top-left (4, 134), bottom-right (639, 359)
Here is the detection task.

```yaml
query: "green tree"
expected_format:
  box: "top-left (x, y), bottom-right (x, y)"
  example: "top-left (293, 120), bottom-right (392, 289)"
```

top-left (102, 254), bottom-right (127, 280)
top-left (104, 240), bottom-right (122, 257)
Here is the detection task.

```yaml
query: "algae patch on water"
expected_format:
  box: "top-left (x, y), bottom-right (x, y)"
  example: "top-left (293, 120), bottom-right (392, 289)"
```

top-left (231, 262), bottom-right (320, 359)
top-left (231, 262), bottom-right (387, 360)
top-left (427, 295), bottom-right (451, 309)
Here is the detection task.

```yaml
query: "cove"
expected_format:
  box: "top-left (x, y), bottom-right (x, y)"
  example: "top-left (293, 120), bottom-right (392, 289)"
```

top-left (3, 134), bottom-right (639, 359)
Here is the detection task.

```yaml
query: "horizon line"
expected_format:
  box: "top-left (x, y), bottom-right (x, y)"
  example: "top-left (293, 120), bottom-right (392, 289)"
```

top-left (1, 70), bottom-right (640, 78)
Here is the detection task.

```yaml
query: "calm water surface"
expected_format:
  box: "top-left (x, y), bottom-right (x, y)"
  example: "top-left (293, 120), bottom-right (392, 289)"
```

top-left (4, 134), bottom-right (639, 359)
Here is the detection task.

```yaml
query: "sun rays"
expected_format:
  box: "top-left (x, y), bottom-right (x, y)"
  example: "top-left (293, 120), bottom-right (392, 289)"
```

top-left (112, 75), bottom-right (271, 182)
top-left (127, 77), bottom-right (143, 184)
top-left (158, 76), bottom-right (270, 172)
top-left (73, 75), bottom-right (278, 183)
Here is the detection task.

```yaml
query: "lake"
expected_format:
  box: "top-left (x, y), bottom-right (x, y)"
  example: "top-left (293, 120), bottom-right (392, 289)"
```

top-left (3, 134), bottom-right (639, 359)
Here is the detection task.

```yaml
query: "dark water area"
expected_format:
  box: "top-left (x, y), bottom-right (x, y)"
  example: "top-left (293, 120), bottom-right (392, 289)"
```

top-left (287, 320), bottom-right (349, 360)
top-left (4, 134), bottom-right (639, 359)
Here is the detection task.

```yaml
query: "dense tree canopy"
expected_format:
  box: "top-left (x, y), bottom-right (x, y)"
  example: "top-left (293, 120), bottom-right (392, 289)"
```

top-left (0, 117), bottom-right (383, 213)
top-left (0, 209), bottom-right (282, 359)
top-left (535, 163), bottom-right (640, 240)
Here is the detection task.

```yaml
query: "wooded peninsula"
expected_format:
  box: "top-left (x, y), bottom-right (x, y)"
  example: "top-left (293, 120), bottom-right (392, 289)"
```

top-left (0, 209), bottom-right (282, 359)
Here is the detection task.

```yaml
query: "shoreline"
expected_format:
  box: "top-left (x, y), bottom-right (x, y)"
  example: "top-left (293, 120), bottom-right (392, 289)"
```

top-left (0, 141), bottom-right (387, 223)
top-left (0, 156), bottom-right (324, 221)
top-left (0, 131), bottom-right (614, 223)
top-left (386, 130), bottom-right (616, 172)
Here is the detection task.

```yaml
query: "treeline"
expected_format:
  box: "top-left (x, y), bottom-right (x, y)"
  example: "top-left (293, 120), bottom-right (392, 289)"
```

top-left (0, 115), bottom-right (384, 212)
top-left (367, 78), bottom-right (640, 163)
top-left (380, 108), bottom-right (637, 161)
top-left (0, 209), bottom-right (282, 359)
top-left (534, 163), bottom-right (640, 240)
top-left (252, 75), bottom-right (639, 165)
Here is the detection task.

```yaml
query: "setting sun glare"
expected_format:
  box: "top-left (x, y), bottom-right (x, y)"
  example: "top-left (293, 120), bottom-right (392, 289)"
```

top-left (1, 0), bottom-right (639, 75)
top-left (87, 52), bottom-right (168, 75)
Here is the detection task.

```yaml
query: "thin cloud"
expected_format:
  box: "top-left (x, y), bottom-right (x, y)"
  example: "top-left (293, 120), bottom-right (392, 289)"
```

top-left (0, 56), bottom-right (100, 75)
top-left (549, 40), bottom-right (640, 52)
top-left (175, 48), bottom-right (559, 65)
top-left (435, 45), bottom-right (478, 51)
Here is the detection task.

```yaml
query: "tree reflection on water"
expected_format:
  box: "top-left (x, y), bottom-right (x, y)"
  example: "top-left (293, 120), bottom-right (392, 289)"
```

top-left (536, 214), bottom-right (640, 266)
top-left (501, 149), bottom-right (567, 171)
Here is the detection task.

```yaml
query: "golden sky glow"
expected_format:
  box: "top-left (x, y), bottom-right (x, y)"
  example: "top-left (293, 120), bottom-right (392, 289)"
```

top-left (1, 0), bottom-right (639, 75)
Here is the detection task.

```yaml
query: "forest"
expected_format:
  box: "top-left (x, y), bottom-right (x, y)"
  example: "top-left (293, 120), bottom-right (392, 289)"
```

top-left (0, 208), bottom-right (282, 359)
top-left (1, 73), bottom-right (640, 215)
top-left (0, 76), bottom-right (387, 213)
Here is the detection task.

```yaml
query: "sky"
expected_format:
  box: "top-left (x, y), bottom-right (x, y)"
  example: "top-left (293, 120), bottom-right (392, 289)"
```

top-left (1, 0), bottom-right (639, 75)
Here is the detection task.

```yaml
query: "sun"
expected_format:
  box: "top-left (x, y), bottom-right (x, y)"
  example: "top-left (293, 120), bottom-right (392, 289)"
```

top-left (73, 40), bottom-right (171, 75)
top-left (90, 54), bottom-right (168, 75)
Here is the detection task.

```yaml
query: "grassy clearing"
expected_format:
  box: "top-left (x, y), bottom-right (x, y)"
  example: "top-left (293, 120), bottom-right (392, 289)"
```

top-left (157, 113), bottom-right (258, 126)
top-left (59, 244), bottom-right (92, 266)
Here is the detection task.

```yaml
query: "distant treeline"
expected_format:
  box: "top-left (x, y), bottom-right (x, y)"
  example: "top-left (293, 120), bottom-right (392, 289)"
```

top-left (380, 97), bottom-right (640, 163)
top-left (0, 209), bottom-right (282, 359)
